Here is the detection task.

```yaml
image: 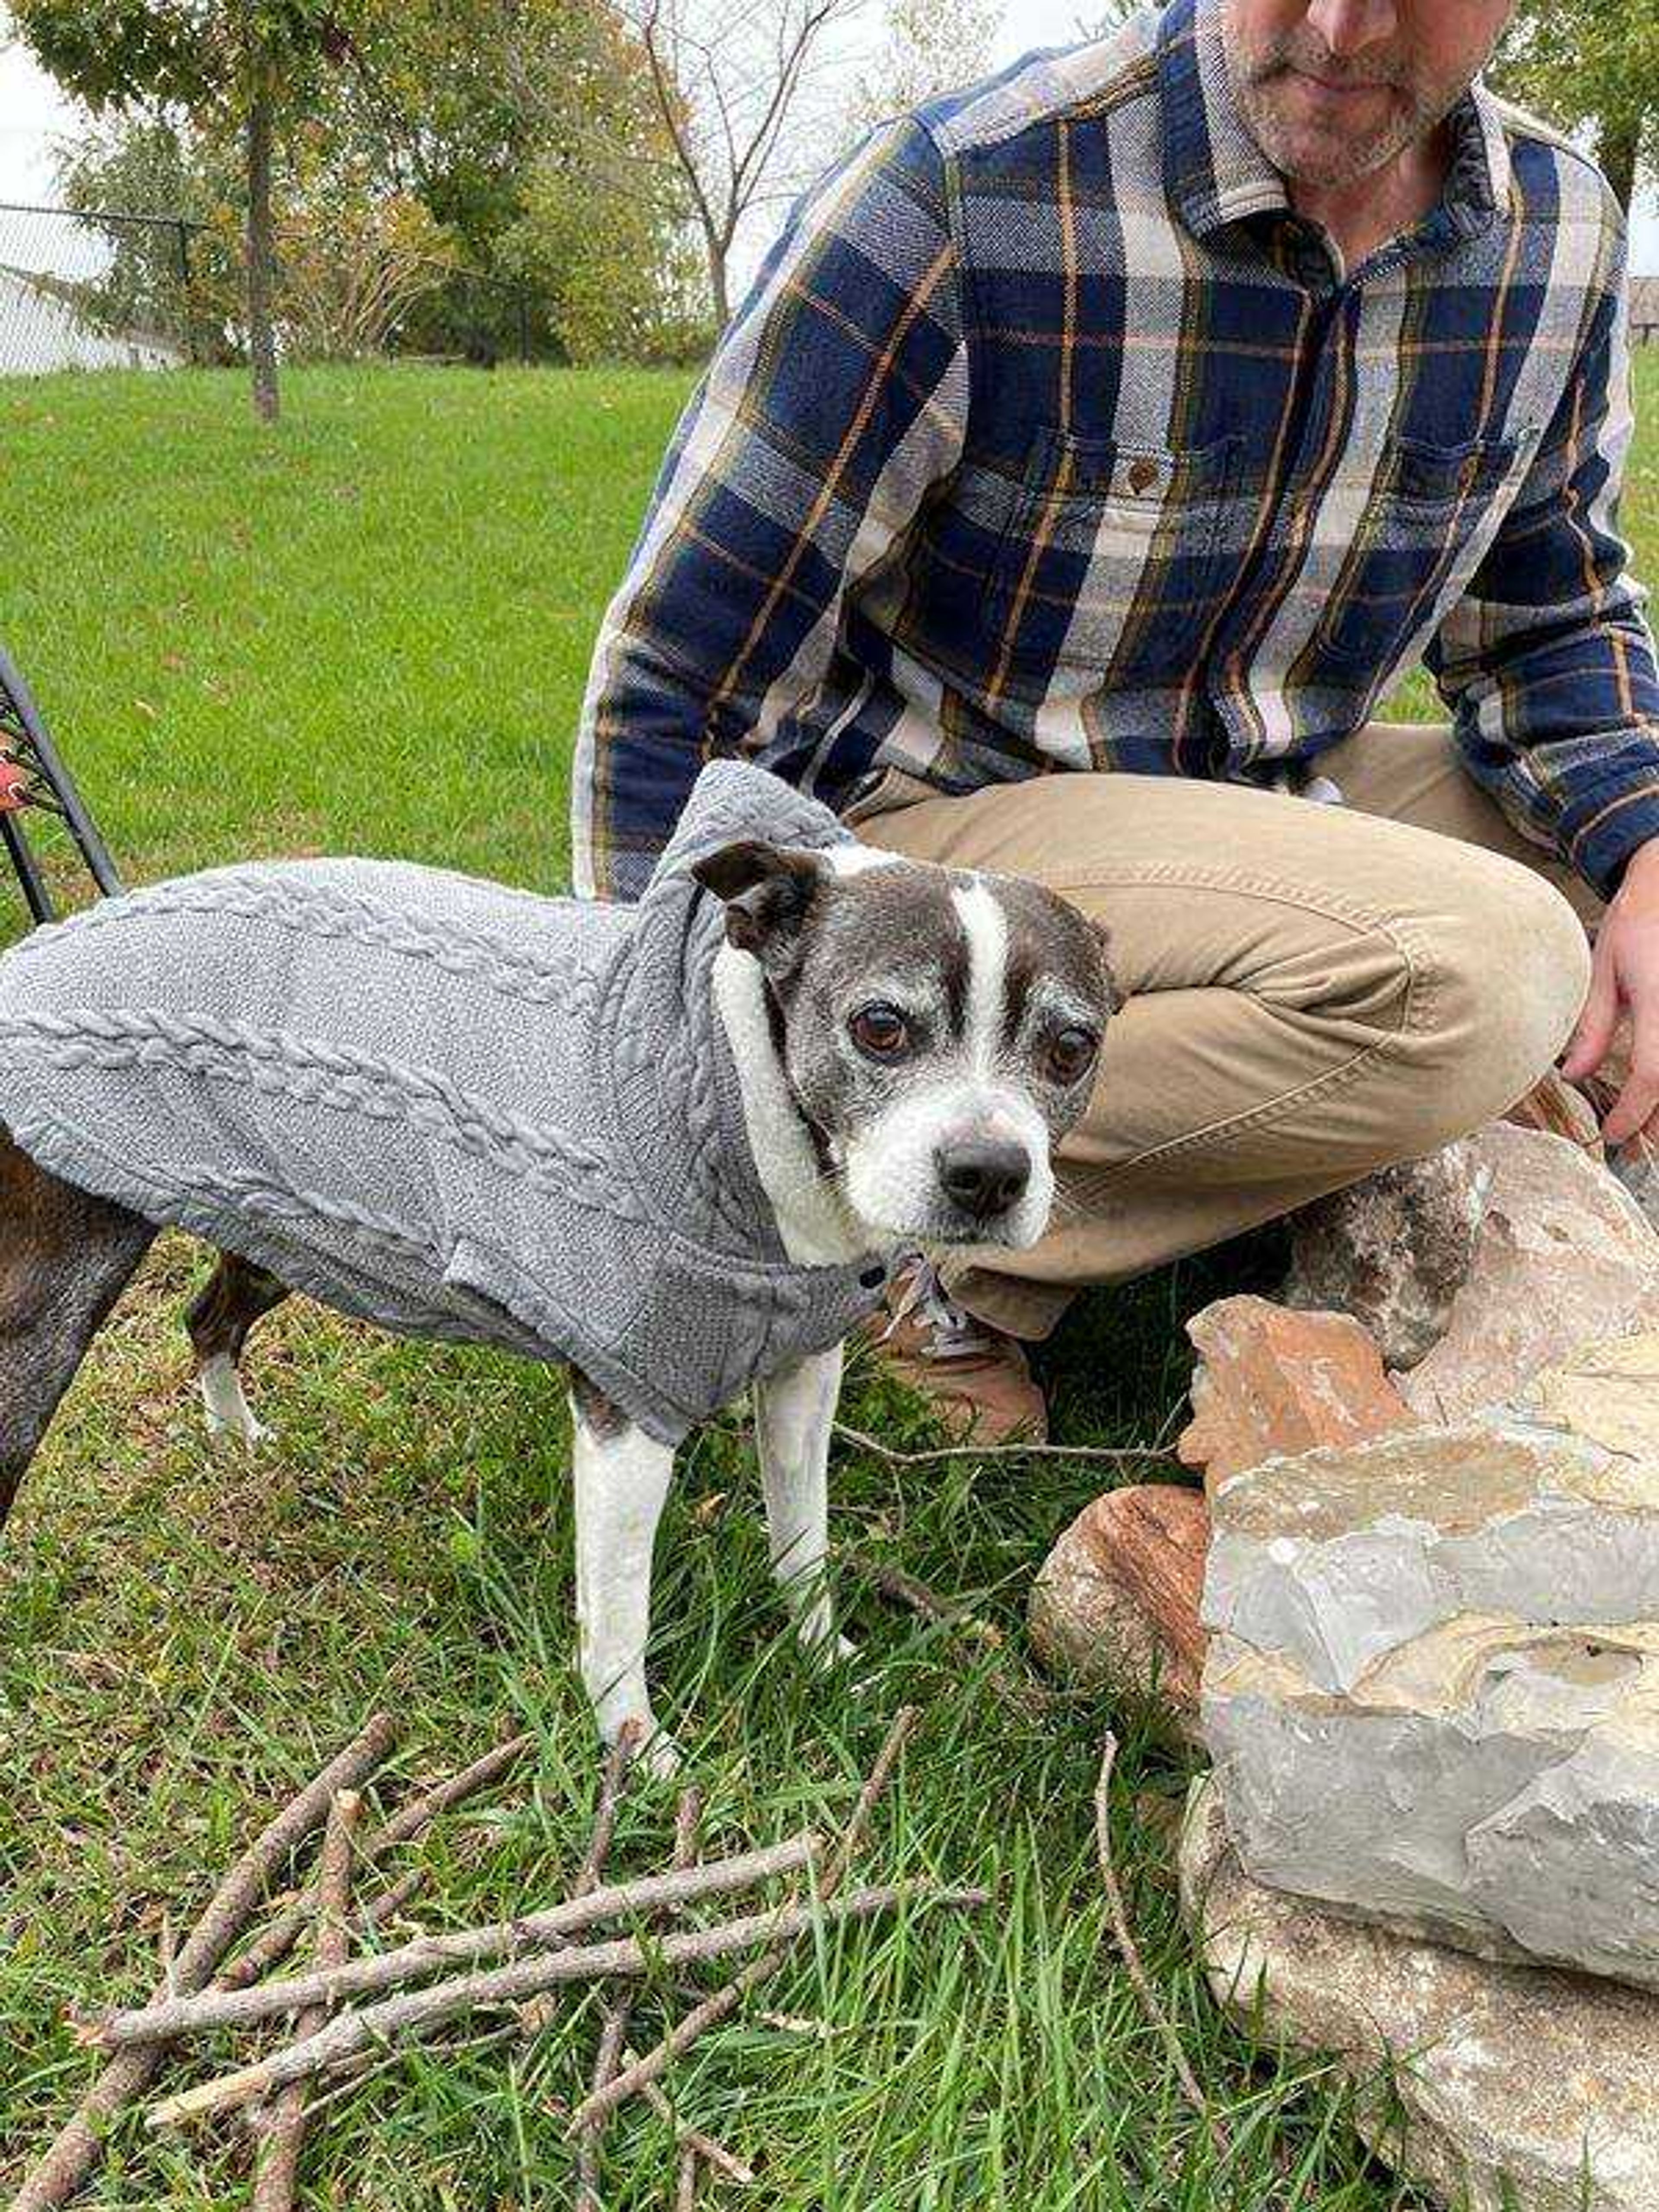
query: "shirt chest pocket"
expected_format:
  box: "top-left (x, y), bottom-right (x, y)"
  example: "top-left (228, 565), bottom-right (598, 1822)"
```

top-left (985, 428), bottom-right (1240, 675)
top-left (1316, 429), bottom-right (1533, 667)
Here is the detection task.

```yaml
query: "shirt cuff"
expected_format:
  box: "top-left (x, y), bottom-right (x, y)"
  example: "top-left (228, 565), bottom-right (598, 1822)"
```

top-left (1564, 782), bottom-right (1659, 903)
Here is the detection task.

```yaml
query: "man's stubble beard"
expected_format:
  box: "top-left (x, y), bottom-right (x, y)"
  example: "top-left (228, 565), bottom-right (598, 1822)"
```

top-left (1224, 16), bottom-right (1474, 190)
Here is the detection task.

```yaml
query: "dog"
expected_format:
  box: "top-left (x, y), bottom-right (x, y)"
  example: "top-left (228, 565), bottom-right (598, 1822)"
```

top-left (0, 763), bottom-right (1118, 1771)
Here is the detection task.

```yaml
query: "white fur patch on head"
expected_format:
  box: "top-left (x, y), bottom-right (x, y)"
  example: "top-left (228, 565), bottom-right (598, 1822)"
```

top-left (950, 877), bottom-right (1008, 1078)
top-left (823, 844), bottom-right (906, 877)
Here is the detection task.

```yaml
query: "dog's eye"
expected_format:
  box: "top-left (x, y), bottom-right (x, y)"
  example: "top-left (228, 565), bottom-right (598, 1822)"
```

top-left (1047, 1026), bottom-right (1100, 1084)
top-left (849, 1002), bottom-right (910, 1060)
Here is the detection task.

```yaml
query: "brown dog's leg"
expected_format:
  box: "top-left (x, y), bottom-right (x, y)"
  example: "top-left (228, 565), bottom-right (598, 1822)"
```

top-left (0, 1125), bottom-right (156, 1532)
top-left (187, 1254), bottom-right (290, 1446)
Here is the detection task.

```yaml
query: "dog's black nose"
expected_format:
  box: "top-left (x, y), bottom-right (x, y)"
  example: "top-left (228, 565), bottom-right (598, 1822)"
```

top-left (935, 1140), bottom-right (1030, 1219)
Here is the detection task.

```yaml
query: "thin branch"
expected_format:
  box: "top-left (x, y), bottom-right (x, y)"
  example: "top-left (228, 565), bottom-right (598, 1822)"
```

top-left (625, 2058), bottom-right (757, 2187)
top-left (677, 2144), bottom-right (701, 2211)
top-left (92, 1834), bottom-right (822, 2048)
top-left (1093, 1733), bottom-right (1227, 2157)
top-left (852, 1556), bottom-right (1059, 1716)
top-left (8, 1712), bottom-right (399, 2212)
top-left (831, 1421), bottom-right (1183, 1468)
top-left (580, 1786), bottom-right (704, 2199)
top-left (573, 1726), bottom-right (642, 2211)
top-left (251, 1789), bottom-right (364, 2212)
top-left (146, 1881), bottom-right (983, 2131)
top-left (217, 1730), bottom-right (534, 1991)
top-left (569, 1706), bottom-right (921, 2134)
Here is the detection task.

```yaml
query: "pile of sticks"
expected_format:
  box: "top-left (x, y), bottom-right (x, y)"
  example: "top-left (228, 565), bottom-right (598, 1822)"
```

top-left (10, 1703), bottom-right (983, 2210)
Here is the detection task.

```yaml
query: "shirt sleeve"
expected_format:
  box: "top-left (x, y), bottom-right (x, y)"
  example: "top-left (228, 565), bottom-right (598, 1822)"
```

top-left (570, 118), bottom-right (970, 901)
top-left (1429, 212), bottom-right (1659, 901)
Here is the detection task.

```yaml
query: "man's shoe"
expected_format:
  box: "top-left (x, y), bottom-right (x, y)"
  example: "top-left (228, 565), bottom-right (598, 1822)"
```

top-left (859, 1255), bottom-right (1049, 1446)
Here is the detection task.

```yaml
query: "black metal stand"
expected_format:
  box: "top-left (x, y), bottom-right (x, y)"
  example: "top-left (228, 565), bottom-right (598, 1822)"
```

top-left (0, 648), bottom-right (122, 924)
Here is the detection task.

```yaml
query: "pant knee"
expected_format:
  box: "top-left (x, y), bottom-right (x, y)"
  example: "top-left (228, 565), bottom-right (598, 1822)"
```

top-left (1402, 858), bottom-right (1591, 1149)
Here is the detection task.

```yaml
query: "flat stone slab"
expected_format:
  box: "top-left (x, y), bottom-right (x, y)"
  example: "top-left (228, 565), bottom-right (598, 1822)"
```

top-left (1200, 1329), bottom-right (1659, 1991)
top-left (1179, 1773), bottom-right (1659, 2212)
top-left (1202, 1416), bottom-right (1659, 1694)
top-left (1204, 1616), bottom-right (1659, 1987)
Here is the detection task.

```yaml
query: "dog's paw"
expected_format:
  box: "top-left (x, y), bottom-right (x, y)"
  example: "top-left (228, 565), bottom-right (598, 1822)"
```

top-left (798, 1618), bottom-right (860, 1675)
top-left (199, 1362), bottom-right (271, 1451)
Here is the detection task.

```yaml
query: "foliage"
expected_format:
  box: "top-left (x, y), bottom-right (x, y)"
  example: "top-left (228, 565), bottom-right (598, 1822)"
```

top-left (272, 153), bottom-right (457, 360)
top-left (12, 0), bottom-right (399, 413)
top-left (849, 0), bottom-right (1003, 133)
top-left (1492, 1), bottom-right (1659, 212)
top-left (620, 0), bottom-right (866, 327)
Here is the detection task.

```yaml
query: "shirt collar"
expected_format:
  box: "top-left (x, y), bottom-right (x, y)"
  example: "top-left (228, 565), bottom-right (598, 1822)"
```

top-left (1158, 0), bottom-right (1511, 248)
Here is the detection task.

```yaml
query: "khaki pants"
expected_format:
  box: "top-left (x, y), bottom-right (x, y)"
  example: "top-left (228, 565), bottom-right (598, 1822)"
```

top-left (852, 723), bottom-right (1596, 1339)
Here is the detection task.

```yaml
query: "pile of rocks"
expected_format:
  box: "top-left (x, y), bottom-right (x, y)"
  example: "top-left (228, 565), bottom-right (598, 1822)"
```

top-left (1029, 1099), bottom-right (1659, 2211)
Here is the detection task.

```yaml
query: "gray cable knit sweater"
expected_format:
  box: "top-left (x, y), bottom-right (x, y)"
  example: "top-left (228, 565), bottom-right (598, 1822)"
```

top-left (0, 761), bottom-right (887, 1445)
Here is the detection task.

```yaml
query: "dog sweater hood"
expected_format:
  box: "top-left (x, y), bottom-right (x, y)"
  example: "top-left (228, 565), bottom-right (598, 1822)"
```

top-left (0, 761), bottom-right (889, 1445)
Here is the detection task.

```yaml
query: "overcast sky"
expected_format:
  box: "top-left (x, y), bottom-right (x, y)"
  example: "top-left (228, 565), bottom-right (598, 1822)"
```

top-left (3, 2), bottom-right (1654, 268)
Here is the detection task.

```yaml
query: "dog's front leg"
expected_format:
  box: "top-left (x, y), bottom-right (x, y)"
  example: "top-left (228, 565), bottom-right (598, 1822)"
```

top-left (752, 1343), bottom-right (853, 1665)
top-left (569, 1375), bottom-right (680, 1776)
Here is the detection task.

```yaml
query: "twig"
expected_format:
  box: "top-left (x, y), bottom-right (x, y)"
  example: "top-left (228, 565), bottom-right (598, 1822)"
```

top-left (251, 1788), bottom-right (363, 2212)
top-left (852, 1556), bottom-right (1058, 1716)
top-left (677, 2143), bottom-right (700, 2211)
top-left (146, 1879), bottom-right (981, 2131)
top-left (95, 1834), bottom-right (822, 2048)
top-left (832, 1421), bottom-right (1180, 1468)
top-left (575, 1723), bottom-right (639, 1901)
top-left (625, 2051), bottom-right (755, 2187)
top-left (573, 1726), bottom-right (641, 2211)
top-left (1093, 1733), bottom-right (1226, 2157)
top-left (8, 1710), bottom-right (398, 2212)
top-left (579, 1785), bottom-right (703, 2206)
top-left (569, 1707), bottom-right (921, 2135)
top-left (217, 1730), bottom-right (534, 1991)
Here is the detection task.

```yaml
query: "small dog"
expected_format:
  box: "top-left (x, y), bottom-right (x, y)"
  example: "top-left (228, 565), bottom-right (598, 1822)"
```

top-left (0, 766), bottom-right (1117, 1770)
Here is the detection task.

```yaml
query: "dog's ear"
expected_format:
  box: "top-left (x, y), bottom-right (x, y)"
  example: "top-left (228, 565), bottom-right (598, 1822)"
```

top-left (692, 841), bottom-right (823, 973)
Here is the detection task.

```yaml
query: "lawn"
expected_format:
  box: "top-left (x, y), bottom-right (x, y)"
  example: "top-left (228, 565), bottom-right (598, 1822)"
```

top-left (1, 355), bottom-right (1654, 2209)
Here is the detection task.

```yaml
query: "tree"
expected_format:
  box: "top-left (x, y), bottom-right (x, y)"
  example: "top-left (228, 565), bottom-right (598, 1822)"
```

top-left (619, 0), bottom-right (867, 329)
top-left (1491, 2), bottom-right (1657, 214)
top-left (849, 0), bottom-right (1001, 133)
top-left (332, 0), bottom-right (702, 358)
top-left (13, 0), bottom-right (392, 417)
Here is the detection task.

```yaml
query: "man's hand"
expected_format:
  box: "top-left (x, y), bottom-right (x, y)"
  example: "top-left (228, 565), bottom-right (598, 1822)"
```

top-left (1564, 841), bottom-right (1659, 1145)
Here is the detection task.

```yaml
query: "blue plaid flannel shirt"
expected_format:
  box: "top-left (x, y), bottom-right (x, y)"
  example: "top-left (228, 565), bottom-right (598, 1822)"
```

top-left (573, 0), bottom-right (1659, 903)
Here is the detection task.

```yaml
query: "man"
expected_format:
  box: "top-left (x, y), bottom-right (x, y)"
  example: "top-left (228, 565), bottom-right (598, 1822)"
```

top-left (573, 0), bottom-right (1659, 1442)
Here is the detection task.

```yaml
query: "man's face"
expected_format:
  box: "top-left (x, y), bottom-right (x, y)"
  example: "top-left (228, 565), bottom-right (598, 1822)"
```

top-left (1224, 0), bottom-right (1516, 190)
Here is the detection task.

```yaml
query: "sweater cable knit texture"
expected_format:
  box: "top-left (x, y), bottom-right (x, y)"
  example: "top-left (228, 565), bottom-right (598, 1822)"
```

top-left (0, 762), bottom-right (886, 1444)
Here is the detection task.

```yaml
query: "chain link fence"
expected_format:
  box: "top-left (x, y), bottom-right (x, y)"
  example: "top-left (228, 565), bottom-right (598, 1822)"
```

top-left (0, 201), bottom-right (559, 377)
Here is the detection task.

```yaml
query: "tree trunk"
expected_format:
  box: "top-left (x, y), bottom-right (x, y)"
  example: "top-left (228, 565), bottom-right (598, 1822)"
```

top-left (699, 214), bottom-right (731, 332)
top-left (245, 79), bottom-right (280, 422)
top-left (1596, 114), bottom-right (1640, 215)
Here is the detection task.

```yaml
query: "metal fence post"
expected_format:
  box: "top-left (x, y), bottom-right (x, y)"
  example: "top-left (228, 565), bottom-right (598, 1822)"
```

top-left (175, 218), bottom-right (194, 362)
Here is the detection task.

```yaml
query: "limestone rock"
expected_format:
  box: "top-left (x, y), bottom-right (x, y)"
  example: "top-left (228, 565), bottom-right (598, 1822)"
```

top-left (1201, 1331), bottom-right (1659, 1992)
top-left (1201, 1415), bottom-right (1659, 1694)
top-left (1398, 1124), bottom-right (1659, 1424)
top-left (1177, 1294), bottom-right (1420, 1494)
top-left (1028, 1484), bottom-right (1209, 1721)
top-left (1205, 1618), bottom-right (1659, 1988)
top-left (1283, 1142), bottom-right (1490, 1370)
top-left (1506, 1068), bottom-right (1604, 1157)
top-left (1179, 1771), bottom-right (1659, 2212)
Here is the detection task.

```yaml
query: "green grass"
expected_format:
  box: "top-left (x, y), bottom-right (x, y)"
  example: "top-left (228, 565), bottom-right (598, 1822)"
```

top-left (1, 355), bottom-right (1654, 2207)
